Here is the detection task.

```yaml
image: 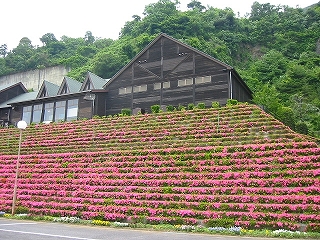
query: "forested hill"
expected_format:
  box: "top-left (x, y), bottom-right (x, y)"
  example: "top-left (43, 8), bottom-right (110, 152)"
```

top-left (0, 0), bottom-right (319, 138)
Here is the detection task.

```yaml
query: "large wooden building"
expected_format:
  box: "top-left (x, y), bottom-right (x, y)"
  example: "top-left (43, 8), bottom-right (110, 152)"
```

top-left (0, 33), bottom-right (252, 126)
top-left (105, 33), bottom-right (252, 115)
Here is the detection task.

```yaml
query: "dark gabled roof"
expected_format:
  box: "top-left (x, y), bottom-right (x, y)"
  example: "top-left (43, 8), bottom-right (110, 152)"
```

top-left (80, 72), bottom-right (109, 91)
top-left (36, 80), bottom-right (60, 98)
top-left (57, 77), bottom-right (82, 95)
top-left (1, 91), bottom-right (38, 108)
top-left (104, 33), bottom-right (233, 88)
top-left (0, 82), bottom-right (28, 93)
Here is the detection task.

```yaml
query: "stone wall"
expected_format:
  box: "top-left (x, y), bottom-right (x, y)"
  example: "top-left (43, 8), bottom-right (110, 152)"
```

top-left (0, 65), bottom-right (71, 91)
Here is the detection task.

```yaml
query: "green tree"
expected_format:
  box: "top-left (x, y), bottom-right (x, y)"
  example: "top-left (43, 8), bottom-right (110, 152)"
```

top-left (40, 33), bottom-right (57, 46)
top-left (77, 46), bottom-right (97, 58)
top-left (187, 0), bottom-right (206, 11)
top-left (252, 50), bottom-right (288, 84)
top-left (250, 2), bottom-right (281, 21)
top-left (120, 15), bottom-right (142, 37)
top-left (47, 41), bottom-right (66, 56)
top-left (275, 106), bottom-right (295, 129)
top-left (0, 44), bottom-right (8, 57)
top-left (290, 94), bottom-right (320, 123)
top-left (141, 0), bottom-right (180, 35)
top-left (0, 58), bottom-right (8, 75)
top-left (84, 31), bottom-right (95, 44)
top-left (253, 83), bottom-right (281, 115)
top-left (94, 38), bottom-right (114, 49)
top-left (91, 50), bottom-right (129, 79)
top-left (5, 37), bottom-right (35, 71)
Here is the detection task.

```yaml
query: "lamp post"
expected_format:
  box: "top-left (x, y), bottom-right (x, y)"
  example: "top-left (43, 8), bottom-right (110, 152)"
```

top-left (12, 120), bottom-right (27, 215)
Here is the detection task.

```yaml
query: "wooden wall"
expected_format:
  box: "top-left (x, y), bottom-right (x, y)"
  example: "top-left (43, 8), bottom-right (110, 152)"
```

top-left (78, 96), bottom-right (92, 120)
top-left (10, 106), bottom-right (22, 126)
top-left (0, 108), bottom-right (10, 126)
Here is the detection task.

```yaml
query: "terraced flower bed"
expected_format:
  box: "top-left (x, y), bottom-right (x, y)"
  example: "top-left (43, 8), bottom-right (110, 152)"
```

top-left (0, 103), bottom-right (319, 232)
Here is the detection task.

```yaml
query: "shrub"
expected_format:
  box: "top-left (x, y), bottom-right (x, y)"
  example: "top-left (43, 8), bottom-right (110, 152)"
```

top-left (151, 105), bottom-right (160, 113)
top-left (15, 206), bottom-right (29, 214)
top-left (166, 105), bottom-right (174, 112)
top-left (187, 103), bottom-right (195, 110)
top-left (226, 99), bottom-right (238, 106)
top-left (177, 104), bottom-right (186, 111)
top-left (212, 101), bottom-right (220, 108)
top-left (205, 218), bottom-right (235, 228)
top-left (121, 108), bottom-right (131, 116)
top-left (196, 102), bottom-right (206, 109)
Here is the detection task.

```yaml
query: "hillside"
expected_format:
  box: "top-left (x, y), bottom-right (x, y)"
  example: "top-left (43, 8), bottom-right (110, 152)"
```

top-left (1, 1), bottom-right (319, 138)
top-left (0, 103), bottom-right (319, 232)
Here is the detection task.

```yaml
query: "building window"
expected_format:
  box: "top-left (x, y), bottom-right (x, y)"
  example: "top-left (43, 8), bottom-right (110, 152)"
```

top-left (195, 76), bottom-right (211, 84)
top-left (119, 87), bottom-right (132, 95)
top-left (154, 82), bottom-right (170, 90)
top-left (133, 85), bottom-right (147, 93)
top-left (43, 102), bottom-right (54, 122)
top-left (67, 99), bottom-right (78, 121)
top-left (163, 81), bottom-right (170, 89)
top-left (178, 78), bottom-right (193, 87)
top-left (32, 104), bottom-right (42, 123)
top-left (55, 101), bottom-right (66, 122)
top-left (22, 106), bottom-right (32, 124)
top-left (154, 82), bottom-right (161, 90)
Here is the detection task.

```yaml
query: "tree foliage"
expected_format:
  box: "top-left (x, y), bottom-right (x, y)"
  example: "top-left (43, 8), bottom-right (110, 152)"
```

top-left (0, 0), bottom-right (319, 138)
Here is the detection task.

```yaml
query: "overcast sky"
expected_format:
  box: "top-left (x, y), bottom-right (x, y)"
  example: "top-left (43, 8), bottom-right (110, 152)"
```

top-left (1, 0), bottom-right (317, 50)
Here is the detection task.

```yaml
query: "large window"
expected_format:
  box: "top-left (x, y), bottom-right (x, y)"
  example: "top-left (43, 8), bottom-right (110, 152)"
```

top-left (178, 78), bottom-right (193, 87)
top-left (133, 85), bottom-right (147, 93)
top-left (195, 76), bottom-right (211, 84)
top-left (22, 106), bottom-right (32, 124)
top-left (43, 102), bottom-right (54, 122)
top-left (67, 99), bottom-right (78, 121)
top-left (32, 104), bottom-right (42, 123)
top-left (119, 87), bottom-right (132, 95)
top-left (55, 101), bottom-right (66, 122)
top-left (154, 82), bottom-right (170, 90)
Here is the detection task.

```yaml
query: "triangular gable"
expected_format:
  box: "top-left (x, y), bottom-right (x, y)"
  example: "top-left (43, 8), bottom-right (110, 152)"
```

top-left (0, 82), bottom-right (29, 104)
top-left (57, 77), bottom-right (81, 95)
top-left (36, 80), bottom-right (59, 98)
top-left (36, 82), bottom-right (47, 98)
top-left (80, 72), bottom-right (108, 91)
top-left (104, 33), bottom-right (233, 88)
top-left (81, 78), bottom-right (94, 91)
top-left (0, 82), bottom-right (28, 94)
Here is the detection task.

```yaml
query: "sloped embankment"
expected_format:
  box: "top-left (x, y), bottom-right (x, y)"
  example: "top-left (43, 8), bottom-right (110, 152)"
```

top-left (0, 104), bottom-right (319, 231)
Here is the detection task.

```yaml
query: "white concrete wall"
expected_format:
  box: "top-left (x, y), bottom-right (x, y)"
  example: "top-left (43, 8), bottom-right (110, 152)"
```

top-left (0, 65), bottom-right (71, 91)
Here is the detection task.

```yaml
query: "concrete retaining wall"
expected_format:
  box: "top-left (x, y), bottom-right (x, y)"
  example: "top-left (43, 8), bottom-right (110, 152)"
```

top-left (0, 65), bottom-right (71, 91)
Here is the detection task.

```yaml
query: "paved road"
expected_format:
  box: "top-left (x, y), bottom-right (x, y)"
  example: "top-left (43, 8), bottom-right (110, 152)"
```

top-left (0, 218), bottom-right (272, 240)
